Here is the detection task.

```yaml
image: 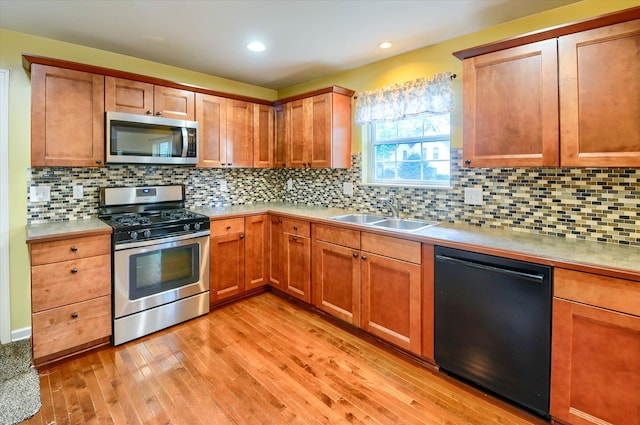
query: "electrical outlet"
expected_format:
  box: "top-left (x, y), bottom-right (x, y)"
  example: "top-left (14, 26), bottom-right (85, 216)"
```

top-left (73, 185), bottom-right (84, 199)
top-left (220, 180), bottom-right (228, 192)
top-left (29, 186), bottom-right (51, 202)
top-left (287, 179), bottom-right (293, 191)
top-left (343, 182), bottom-right (354, 196)
top-left (464, 188), bottom-right (483, 206)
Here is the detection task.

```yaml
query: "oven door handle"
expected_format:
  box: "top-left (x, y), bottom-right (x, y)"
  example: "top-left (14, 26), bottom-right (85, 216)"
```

top-left (115, 230), bottom-right (211, 251)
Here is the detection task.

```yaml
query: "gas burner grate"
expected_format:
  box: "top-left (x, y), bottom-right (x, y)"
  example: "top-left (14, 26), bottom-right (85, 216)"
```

top-left (112, 213), bottom-right (152, 227)
top-left (160, 209), bottom-right (198, 221)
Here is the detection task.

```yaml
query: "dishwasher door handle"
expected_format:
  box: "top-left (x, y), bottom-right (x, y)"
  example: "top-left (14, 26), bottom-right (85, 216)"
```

top-left (435, 254), bottom-right (545, 283)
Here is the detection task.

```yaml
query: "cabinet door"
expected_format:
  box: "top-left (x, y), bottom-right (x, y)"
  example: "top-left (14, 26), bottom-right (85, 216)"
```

top-left (462, 39), bottom-right (559, 167)
top-left (273, 104), bottom-right (288, 168)
top-left (268, 216), bottom-right (285, 288)
top-left (309, 93), bottom-right (332, 168)
top-left (196, 93), bottom-right (227, 167)
top-left (312, 240), bottom-right (360, 325)
top-left (550, 299), bottom-right (640, 425)
top-left (31, 64), bottom-right (105, 167)
top-left (288, 99), bottom-right (311, 168)
top-left (226, 100), bottom-right (253, 167)
top-left (421, 244), bottom-right (435, 362)
top-left (361, 253), bottom-right (421, 354)
top-left (105, 77), bottom-right (154, 115)
top-left (559, 19), bottom-right (640, 167)
top-left (154, 85), bottom-right (195, 120)
top-left (210, 233), bottom-right (245, 304)
top-left (284, 234), bottom-right (311, 302)
top-left (245, 215), bottom-right (268, 290)
top-left (253, 104), bottom-right (274, 168)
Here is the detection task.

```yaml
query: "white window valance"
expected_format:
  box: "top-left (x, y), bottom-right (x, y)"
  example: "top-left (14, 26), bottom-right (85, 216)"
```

top-left (354, 72), bottom-right (454, 125)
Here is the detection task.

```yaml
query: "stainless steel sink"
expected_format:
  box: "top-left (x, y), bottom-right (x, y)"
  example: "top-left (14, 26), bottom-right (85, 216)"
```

top-left (328, 214), bottom-right (439, 232)
top-left (328, 213), bottom-right (386, 224)
top-left (371, 218), bottom-right (439, 232)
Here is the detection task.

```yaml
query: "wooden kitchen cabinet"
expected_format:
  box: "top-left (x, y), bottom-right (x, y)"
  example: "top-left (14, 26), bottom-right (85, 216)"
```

top-left (268, 215), bottom-right (285, 288)
top-left (273, 104), bottom-right (288, 168)
top-left (105, 76), bottom-right (195, 120)
top-left (196, 93), bottom-right (254, 168)
top-left (558, 19), bottom-right (640, 167)
top-left (281, 218), bottom-right (311, 302)
top-left (30, 64), bottom-right (105, 167)
top-left (456, 11), bottom-right (640, 168)
top-left (253, 104), bottom-right (274, 168)
top-left (312, 224), bottom-right (361, 326)
top-left (276, 86), bottom-right (354, 169)
top-left (210, 217), bottom-right (245, 304)
top-left (550, 268), bottom-right (640, 425)
top-left (29, 233), bottom-right (111, 365)
top-left (245, 214), bottom-right (269, 290)
top-left (361, 232), bottom-right (422, 355)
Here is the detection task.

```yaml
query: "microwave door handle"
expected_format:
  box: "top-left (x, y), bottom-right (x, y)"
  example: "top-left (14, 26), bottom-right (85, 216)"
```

top-left (181, 127), bottom-right (188, 157)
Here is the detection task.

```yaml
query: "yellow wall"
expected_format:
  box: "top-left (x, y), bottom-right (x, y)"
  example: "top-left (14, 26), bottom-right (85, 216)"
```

top-left (1, 0), bottom-right (638, 334)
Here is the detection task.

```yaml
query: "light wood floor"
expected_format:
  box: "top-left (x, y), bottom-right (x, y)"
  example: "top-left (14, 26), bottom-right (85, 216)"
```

top-left (22, 293), bottom-right (548, 425)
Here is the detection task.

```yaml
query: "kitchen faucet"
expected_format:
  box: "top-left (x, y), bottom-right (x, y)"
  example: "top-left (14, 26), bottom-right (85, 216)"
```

top-left (379, 195), bottom-right (399, 218)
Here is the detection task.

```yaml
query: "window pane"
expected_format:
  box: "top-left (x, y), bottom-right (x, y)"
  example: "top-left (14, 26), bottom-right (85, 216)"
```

top-left (397, 116), bottom-right (426, 138)
top-left (374, 121), bottom-right (397, 141)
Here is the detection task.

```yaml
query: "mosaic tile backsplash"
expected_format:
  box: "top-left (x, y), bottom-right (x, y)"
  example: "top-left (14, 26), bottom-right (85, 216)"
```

top-left (28, 149), bottom-right (640, 246)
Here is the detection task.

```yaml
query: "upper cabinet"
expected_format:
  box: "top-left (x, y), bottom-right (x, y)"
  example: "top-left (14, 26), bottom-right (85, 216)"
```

top-left (455, 9), bottom-right (640, 168)
top-left (276, 86), bottom-right (354, 168)
top-left (105, 77), bottom-right (195, 120)
top-left (30, 64), bottom-right (105, 167)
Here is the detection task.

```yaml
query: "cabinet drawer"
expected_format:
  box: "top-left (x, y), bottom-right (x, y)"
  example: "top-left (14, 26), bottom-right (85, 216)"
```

top-left (312, 224), bottom-right (359, 249)
top-left (31, 254), bottom-right (111, 312)
top-left (361, 232), bottom-right (421, 264)
top-left (30, 234), bottom-right (110, 265)
top-left (282, 218), bottom-right (310, 237)
top-left (554, 268), bottom-right (640, 316)
top-left (32, 295), bottom-right (111, 360)
top-left (210, 217), bottom-right (245, 236)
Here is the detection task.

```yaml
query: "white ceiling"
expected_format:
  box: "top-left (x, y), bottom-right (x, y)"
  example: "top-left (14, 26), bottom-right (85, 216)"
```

top-left (0, 0), bottom-right (580, 90)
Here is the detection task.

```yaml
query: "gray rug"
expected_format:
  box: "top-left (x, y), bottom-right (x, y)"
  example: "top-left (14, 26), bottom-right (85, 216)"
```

top-left (0, 339), bottom-right (41, 425)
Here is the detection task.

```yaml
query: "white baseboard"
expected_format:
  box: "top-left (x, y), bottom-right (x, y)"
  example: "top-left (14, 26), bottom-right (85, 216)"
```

top-left (11, 327), bottom-right (31, 342)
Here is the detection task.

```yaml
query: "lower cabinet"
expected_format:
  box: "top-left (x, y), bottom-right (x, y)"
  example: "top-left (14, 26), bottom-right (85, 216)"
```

top-left (29, 233), bottom-right (112, 365)
top-left (311, 224), bottom-right (422, 355)
top-left (210, 217), bottom-right (245, 304)
top-left (550, 268), bottom-right (640, 425)
top-left (268, 215), bottom-right (285, 289)
top-left (282, 218), bottom-right (311, 302)
top-left (245, 215), bottom-right (269, 290)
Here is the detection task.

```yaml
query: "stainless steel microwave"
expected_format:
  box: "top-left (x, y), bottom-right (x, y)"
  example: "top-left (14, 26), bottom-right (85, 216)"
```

top-left (106, 111), bottom-right (199, 165)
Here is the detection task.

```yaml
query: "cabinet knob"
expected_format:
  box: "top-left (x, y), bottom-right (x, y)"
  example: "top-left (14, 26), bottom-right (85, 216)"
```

top-left (240, 234), bottom-right (245, 239)
top-left (465, 159), bottom-right (471, 165)
top-left (293, 226), bottom-right (298, 230)
top-left (278, 219), bottom-right (282, 223)
top-left (95, 159), bottom-right (102, 164)
top-left (156, 111), bottom-right (162, 116)
top-left (282, 163), bottom-right (286, 167)
top-left (228, 163), bottom-right (232, 166)
top-left (70, 246), bottom-right (78, 252)
top-left (353, 253), bottom-right (358, 258)
top-left (70, 268), bottom-right (78, 274)
top-left (226, 225), bottom-right (232, 230)
top-left (293, 236), bottom-right (298, 241)
top-left (361, 255), bottom-right (367, 260)
top-left (71, 312), bottom-right (78, 319)
top-left (146, 110), bottom-right (153, 115)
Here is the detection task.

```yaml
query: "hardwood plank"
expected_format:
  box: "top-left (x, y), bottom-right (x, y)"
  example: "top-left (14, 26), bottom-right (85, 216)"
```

top-left (24, 293), bottom-right (548, 425)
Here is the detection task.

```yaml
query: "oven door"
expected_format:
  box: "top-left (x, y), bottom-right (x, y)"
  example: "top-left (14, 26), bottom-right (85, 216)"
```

top-left (113, 231), bottom-right (210, 319)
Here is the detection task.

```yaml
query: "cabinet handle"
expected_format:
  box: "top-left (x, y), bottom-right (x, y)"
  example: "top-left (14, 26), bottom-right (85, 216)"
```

top-left (228, 163), bottom-right (232, 166)
top-left (95, 159), bottom-right (102, 164)
top-left (278, 219), bottom-right (282, 223)
top-left (240, 234), bottom-right (245, 239)
top-left (70, 246), bottom-right (78, 252)
top-left (293, 226), bottom-right (298, 230)
top-left (361, 255), bottom-right (367, 260)
top-left (156, 111), bottom-right (162, 116)
top-left (293, 236), bottom-right (298, 241)
top-left (70, 268), bottom-right (78, 273)
top-left (71, 312), bottom-right (78, 319)
top-left (353, 253), bottom-right (358, 258)
top-left (282, 163), bottom-right (286, 167)
top-left (146, 110), bottom-right (153, 115)
top-left (226, 225), bottom-right (232, 230)
top-left (465, 159), bottom-right (471, 165)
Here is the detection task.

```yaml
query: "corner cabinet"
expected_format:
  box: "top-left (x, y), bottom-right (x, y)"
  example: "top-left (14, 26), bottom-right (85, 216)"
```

top-left (29, 233), bottom-right (112, 366)
top-left (456, 10), bottom-right (640, 168)
top-left (276, 86), bottom-right (354, 169)
top-left (550, 268), bottom-right (640, 425)
top-left (30, 64), bottom-right (105, 167)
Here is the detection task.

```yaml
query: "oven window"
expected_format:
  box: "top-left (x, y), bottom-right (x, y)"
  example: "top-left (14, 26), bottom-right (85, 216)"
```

top-left (129, 244), bottom-right (199, 300)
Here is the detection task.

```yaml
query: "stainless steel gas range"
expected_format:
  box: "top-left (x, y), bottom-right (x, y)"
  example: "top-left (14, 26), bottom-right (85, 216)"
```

top-left (99, 185), bottom-right (210, 345)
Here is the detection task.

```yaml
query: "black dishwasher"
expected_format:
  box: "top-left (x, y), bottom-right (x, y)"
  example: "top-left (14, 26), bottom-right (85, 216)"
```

top-left (434, 246), bottom-right (552, 417)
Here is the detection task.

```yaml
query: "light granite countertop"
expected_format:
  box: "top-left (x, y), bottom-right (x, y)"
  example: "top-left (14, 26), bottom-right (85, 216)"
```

top-left (26, 202), bottom-right (640, 280)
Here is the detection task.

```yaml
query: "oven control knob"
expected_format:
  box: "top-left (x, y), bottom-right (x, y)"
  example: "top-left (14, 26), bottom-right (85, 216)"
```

top-left (130, 231), bottom-right (138, 240)
top-left (143, 229), bottom-right (151, 238)
top-left (183, 224), bottom-right (190, 231)
top-left (194, 223), bottom-right (201, 231)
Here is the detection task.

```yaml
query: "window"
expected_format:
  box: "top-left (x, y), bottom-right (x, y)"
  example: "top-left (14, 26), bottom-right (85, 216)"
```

top-left (368, 113), bottom-right (450, 186)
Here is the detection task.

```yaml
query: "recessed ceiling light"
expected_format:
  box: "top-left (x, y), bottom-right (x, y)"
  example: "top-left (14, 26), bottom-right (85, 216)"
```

top-left (378, 41), bottom-right (393, 49)
top-left (247, 41), bottom-right (266, 52)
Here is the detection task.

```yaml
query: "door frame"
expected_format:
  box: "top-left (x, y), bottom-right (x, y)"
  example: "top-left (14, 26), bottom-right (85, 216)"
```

top-left (0, 69), bottom-right (10, 344)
